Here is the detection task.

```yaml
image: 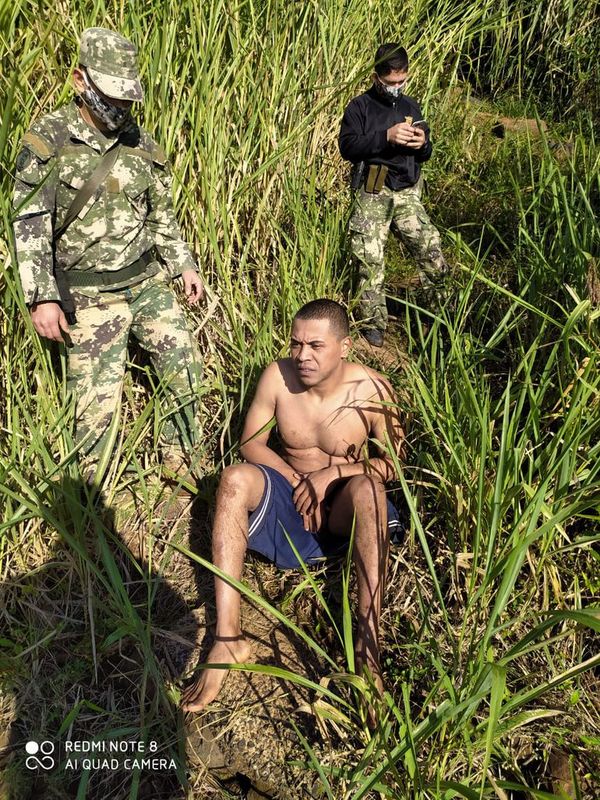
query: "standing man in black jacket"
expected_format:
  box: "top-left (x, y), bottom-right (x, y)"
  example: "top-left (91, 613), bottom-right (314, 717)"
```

top-left (339, 43), bottom-right (447, 346)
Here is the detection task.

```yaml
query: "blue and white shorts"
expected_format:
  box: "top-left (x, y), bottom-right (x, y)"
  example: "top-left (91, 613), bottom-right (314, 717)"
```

top-left (247, 464), bottom-right (403, 570)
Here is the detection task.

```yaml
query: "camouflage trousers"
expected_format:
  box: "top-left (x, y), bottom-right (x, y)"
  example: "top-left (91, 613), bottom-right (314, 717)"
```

top-left (67, 273), bottom-right (203, 479)
top-left (349, 179), bottom-right (446, 331)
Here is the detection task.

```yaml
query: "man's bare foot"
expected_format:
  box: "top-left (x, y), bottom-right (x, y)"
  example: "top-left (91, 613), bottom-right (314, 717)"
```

top-left (181, 635), bottom-right (252, 712)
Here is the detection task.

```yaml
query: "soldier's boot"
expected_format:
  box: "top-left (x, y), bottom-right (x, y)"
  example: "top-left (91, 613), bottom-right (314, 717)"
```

top-left (362, 328), bottom-right (385, 347)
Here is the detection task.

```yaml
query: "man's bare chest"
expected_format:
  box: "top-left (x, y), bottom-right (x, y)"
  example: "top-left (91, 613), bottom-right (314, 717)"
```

top-left (275, 395), bottom-right (370, 459)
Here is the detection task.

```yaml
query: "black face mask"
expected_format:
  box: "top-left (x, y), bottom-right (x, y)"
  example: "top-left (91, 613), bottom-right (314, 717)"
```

top-left (79, 71), bottom-right (132, 132)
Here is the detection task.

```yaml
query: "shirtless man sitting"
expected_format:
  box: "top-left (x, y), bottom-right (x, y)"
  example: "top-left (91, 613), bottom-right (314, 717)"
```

top-left (181, 299), bottom-right (403, 712)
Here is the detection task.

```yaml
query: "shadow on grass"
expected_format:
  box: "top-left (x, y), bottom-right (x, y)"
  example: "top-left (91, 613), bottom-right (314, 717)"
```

top-left (0, 476), bottom-right (198, 800)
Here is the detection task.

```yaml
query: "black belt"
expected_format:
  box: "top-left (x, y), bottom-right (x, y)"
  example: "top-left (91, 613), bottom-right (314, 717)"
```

top-left (64, 247), bottom-right (160, 288)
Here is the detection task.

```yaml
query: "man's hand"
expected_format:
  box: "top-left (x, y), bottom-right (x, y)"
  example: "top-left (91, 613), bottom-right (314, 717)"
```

top-left (387, 122), bottom-right (426, 148)
top-left (292, 466), bottom-right (338, 532)
top-left (404, 125), bottom-right (426, 149)
top-left (30, 301), bottom-right (70, 342)
top-left (180, 269), bottom-right (204, 306)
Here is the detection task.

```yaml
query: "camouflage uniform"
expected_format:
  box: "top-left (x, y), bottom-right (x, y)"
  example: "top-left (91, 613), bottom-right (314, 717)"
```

top-left (349, 179), bottom-right (446, 332)
top-left (12, 29), bottom-right (202, 478)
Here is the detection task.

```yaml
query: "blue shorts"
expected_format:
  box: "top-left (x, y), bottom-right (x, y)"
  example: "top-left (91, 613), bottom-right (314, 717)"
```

top-left (247, 464), bottom-right (403, 570)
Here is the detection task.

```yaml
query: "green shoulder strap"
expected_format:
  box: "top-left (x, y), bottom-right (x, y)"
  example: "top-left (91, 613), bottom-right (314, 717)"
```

top-left (54, 143), bottom-right (122, 240)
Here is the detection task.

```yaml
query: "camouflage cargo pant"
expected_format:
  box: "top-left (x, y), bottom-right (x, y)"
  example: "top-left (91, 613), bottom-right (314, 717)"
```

top-left (349, 179), bottom-right (446, 331)
top-left (67, 273), bottom-right (203, 479)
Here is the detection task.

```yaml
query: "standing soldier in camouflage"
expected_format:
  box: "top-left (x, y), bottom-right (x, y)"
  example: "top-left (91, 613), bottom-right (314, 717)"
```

top-left (12, 28), bottom-right (204, 482)
top-left (339, 43), bottom-right (447, 347)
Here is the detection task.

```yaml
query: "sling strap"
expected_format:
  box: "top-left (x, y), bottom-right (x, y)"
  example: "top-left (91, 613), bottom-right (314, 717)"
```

top-left (54, 143), bottom-right (122, 240)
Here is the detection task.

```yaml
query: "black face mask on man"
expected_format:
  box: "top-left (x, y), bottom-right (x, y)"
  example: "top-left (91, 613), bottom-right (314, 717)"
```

top-left (79, 71), bottom-right (132, 132)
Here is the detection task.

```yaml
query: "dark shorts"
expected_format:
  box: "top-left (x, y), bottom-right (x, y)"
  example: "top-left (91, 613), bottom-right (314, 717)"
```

top-left (247, 464), bottom-right (403, 570)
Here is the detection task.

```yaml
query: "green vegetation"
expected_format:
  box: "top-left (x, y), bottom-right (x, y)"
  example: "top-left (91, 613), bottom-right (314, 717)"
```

top-left (0, 1), bottom-right (598, 798)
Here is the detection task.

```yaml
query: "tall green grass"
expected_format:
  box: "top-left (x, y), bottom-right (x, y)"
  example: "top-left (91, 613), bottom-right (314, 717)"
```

top-left (1, 1), bottom-right (599, 798)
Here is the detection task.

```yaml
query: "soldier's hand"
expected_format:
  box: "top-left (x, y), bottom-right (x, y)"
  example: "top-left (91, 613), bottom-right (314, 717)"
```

top-left (181, 269), bottom-right (204, 306)
top-left (404, 126), bottom-right (427, 149)
top-left (30, 302), bottom-right (70, 342)
top-left (387, 122), bottom-right (418, 146)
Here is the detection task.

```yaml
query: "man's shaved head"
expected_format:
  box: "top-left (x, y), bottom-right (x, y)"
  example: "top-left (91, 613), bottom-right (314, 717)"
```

top-left (293, 299), bottom-right (350, 339)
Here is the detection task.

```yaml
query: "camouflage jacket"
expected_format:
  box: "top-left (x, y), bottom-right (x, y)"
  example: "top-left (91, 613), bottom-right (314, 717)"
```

top-left (12, 101), bottom-right (196, 304)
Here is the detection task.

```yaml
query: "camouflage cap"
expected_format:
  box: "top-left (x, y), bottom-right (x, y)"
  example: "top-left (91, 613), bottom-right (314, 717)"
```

top-left (79, 28), bottom-right (143, 102)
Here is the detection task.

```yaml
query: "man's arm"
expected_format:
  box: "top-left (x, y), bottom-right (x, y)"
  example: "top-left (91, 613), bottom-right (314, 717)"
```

top-left (411, 102), bottom-right (433, 163)
top-left (12, 131), bottom-right (71, 341)
top-left (339, 377), bottom-right (403, 483)
top-left (13, 133), bottom-right (60, 305)
top-left (239, 362), bottom-right (297, 484)
top-left (413, 132), bottom-right (432, 162)
top-left (338, 99), bottom-right (388, 163)
top-left (146, 143), bottom-right (203, 303)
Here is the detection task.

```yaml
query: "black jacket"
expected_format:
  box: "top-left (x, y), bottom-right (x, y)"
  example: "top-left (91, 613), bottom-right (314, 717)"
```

top-left (338, 85), bottom-right (432, 190)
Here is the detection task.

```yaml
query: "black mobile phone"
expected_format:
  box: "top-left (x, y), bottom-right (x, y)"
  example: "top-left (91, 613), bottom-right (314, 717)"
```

top-left (412, 119), bottom-right (427, 129)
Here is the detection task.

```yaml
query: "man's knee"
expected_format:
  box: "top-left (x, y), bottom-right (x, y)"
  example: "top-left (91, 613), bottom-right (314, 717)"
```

top-left (218, 464), bottom-right (264, 509)
top-left (219, 464), bottom-right (251, 492)
top-left (346, 475), bottom-right (386, 509)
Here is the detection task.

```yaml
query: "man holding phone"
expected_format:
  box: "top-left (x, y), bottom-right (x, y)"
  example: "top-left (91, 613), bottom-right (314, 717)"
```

top-left (339, 43), bottom-right (447, 347)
